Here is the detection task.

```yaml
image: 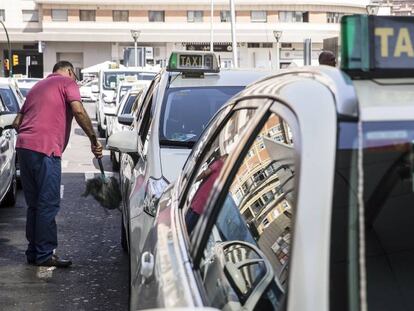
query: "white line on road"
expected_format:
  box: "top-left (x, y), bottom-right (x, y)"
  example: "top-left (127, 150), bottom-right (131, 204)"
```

top-left (60, 185), bottom-right (64, 199)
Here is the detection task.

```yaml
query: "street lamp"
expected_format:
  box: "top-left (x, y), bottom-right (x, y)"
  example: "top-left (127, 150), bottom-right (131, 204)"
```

top-left (366, 4), bottom-right (380, 15)
top-left (229, 0), bottom-right (238, 68)
top-left (130, 30), bottom-right (141, 67)
top-left (273, 30), bottom-right (282, 70)
top-left (0, 21), bottom-right (12, 76)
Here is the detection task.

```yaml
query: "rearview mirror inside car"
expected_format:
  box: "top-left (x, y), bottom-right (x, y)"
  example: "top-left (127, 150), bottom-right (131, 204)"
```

top-left (118, 114), bottom-right (134, 126)
top-left (107, 130), bottom-right (138, 154)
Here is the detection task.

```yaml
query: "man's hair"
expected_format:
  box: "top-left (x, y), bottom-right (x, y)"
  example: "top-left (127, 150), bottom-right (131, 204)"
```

top-left (319, 51), bottom-right (336, 65)
top-left (53, 61), bottom-right (74, 73)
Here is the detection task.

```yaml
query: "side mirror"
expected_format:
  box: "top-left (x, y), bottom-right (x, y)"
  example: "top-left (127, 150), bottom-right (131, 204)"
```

top-left (118, 114), bottom-right (134, 126)
top-left (107, 130), bottom-right (138, 153)
top-left (91, 85), bottom-right (99, 93)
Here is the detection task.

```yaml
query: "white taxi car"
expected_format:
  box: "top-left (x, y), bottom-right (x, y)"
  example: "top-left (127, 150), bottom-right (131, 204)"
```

top-left (0, 97), bottom-right (18, 207)
top-left (107, 82), bottom-right (150, 170)
top-left (96, 67), bottom-right (158, 137)
top-left (107, 51), bottom-right (271, 303)
top-left (129, 15), bottom-right (414, 311)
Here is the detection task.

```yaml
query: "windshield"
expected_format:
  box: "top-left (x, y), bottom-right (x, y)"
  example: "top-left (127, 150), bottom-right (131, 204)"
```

top-left (330, 121), bottom-right (414, 311)
top-left (0, 88), bottom-right (19, 112)
top-left (121, 94), bottom-right (138, 115)
top-left (103, 71), bottom-right (156, 90)
top-left (159, 86), bottom-right (243, 146)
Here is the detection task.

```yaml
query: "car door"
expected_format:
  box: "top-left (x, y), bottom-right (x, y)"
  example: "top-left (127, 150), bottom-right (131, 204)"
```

top-left (0, 97), bottom-right (14, 200)
top-left (182, 100), bottom-right (300, 311)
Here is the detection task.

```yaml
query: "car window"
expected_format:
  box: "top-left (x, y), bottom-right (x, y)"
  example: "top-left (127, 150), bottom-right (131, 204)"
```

top-left (195, 112), bottom-right (297, 311)
top-left (121, 94), bottom-right (138, 115)
top-left (159, 86), bottom-right (243, 145)
top-left (0, 88), bottom-right (19, 112)
top-left (138, 85), bottom-right (158, 147)
top-left (184, 108), bottom-right (256, 234)
top-left (331, 121), bottom-right (414, 311)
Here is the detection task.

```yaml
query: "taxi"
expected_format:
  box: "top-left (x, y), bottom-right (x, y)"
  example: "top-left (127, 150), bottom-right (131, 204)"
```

top-left (129, 16), bottom-right (414, 311)
top-left (107, 51), bottom-right (271, 300)
top-left (95, 67), bottom-right (158, 137)
top-left (0, 95), bottom-right (18, 207)
top-left (107, 82), bottom-right (150, 170)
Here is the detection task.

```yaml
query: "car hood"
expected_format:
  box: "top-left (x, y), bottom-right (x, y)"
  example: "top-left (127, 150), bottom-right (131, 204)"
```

top-left (160, 148), bottom-right (191, 183)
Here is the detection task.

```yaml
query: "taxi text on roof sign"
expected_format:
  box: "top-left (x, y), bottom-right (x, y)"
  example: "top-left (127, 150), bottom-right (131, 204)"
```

top-left (167, 51), bottom-right (220, 74)
top-left (341, 15), bottom-right (414, 78)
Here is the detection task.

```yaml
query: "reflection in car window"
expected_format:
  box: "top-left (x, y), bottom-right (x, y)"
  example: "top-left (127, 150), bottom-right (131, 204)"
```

top-left (0, 88), bottom-right (19, 112)
top-left (198, 113), bottom-right (296, 311)
top-left (20, 88), bottom-right (30, 97)
top-left (159, 86), bottom-right (243, 144)
top-left (184, 109), bottom-right (256, 234)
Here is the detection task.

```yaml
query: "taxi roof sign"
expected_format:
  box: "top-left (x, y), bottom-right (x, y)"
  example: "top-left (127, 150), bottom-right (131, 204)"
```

top-left (341, 15), bottom-right (414, 78)
top-left (167, 51), bottom-right (220, 74)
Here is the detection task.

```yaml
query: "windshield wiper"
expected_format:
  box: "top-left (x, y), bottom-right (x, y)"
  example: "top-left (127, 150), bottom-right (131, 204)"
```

top-left (160, 139), bottom-right (195, 149)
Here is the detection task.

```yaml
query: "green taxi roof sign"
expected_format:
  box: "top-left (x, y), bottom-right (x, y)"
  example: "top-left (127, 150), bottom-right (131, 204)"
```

top-left (341, 15), bottom-right (414, 78)
top-left (167, 51), bottom-right (220, 74)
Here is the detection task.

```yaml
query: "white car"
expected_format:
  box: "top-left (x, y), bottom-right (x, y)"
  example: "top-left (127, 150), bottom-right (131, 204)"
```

top-left (108, 51), bottom-right (271, 309)
top-left (0, 78), bottom-right (25, 109)
top-left (0, 96), bottom-right (18, 207)
top-left (124, 15), bottom-right (414, 311)
top-left (79, 78), bottom-right (98, 102)
top-left (107, 82), bottom-right (150, 170)
top-left (96, 67), bottom-right (158, 137)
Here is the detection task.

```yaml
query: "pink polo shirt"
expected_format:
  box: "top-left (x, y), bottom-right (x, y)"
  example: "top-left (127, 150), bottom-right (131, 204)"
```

top-left (16, 73), bottom-right (81, 157)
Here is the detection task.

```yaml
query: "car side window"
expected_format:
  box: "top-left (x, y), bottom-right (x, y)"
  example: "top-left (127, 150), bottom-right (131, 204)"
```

top-left (183, 108), bottom-right (257, 234)
top-left (198, 112), bottom-right (297, 311)
top-left (138, 85), bottom-right (158, 145)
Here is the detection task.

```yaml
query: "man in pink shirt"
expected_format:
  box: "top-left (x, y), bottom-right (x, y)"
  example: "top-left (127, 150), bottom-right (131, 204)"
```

top-left (12, 61), bottom-right (102, 268)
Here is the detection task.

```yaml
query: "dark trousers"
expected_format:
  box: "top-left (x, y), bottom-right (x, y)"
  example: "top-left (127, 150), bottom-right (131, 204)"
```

top-left (17, 148), bottom-right (61, 264)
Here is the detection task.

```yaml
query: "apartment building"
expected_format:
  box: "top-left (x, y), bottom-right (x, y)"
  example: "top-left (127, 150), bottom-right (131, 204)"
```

top-left (0, 0), bottom-right (369, 77)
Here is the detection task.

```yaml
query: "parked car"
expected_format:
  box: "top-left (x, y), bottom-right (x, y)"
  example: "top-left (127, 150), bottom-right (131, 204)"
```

top-left (106, 82), bottom-right (150, 170)
top-left (0, 78), bottom-right (25, 109)
top-left (96, 67), bottom-right (159, 137)
top-left (0, 95), bottom-right (18, 207)
top-left (79, 78), bottom-right (98, 102)
top-left (107, 51), bottom-right (271, 307)
top-left (123, 15), bottom-right (414, 311)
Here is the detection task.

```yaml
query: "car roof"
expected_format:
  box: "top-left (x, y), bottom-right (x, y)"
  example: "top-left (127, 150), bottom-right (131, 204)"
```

top-left (168, 69), bottom-right (272, 88)
top-left (0, 77), bottom-right (13, 88)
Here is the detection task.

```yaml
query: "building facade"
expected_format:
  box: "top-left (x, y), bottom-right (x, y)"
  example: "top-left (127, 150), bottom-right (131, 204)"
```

top-left (0, 0), bottom-right (369, 77)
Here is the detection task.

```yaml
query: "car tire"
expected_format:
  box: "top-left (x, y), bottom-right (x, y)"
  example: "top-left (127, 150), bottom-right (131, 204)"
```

top-left (121, 213), bottom-right (128, 253)
top-left (2, 171), bottom-right (17, 207)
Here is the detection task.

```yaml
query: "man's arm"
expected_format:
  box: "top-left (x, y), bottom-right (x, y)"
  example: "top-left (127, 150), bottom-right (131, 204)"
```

top-left (12, 113), bottom-right (24, 131)
top-left (70, 100), bottom-right (103, 158)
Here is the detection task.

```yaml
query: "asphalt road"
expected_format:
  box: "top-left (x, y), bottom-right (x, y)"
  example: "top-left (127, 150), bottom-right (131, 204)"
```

top-left (0, 102), bottom-right (129, 311)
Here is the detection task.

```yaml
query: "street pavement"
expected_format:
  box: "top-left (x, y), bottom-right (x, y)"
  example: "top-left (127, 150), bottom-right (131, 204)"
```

top-left (0, 102), bottom-right (129, 311)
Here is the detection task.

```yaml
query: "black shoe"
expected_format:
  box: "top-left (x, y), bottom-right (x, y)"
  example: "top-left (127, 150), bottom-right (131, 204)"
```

top-left (37, 254), bottom-right (72, 268)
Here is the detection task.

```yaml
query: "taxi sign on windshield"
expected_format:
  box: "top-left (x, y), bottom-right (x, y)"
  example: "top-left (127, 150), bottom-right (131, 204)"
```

top-left (167, 51), bottom-right (220, 73)
top-left (341, 15), bottom-right (414, 77)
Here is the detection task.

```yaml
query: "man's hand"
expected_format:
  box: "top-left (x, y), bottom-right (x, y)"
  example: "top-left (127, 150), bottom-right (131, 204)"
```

top-left (91, 141), bottom-right (103, 158)
top-left (12, 113), bottom-right (23, 131)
